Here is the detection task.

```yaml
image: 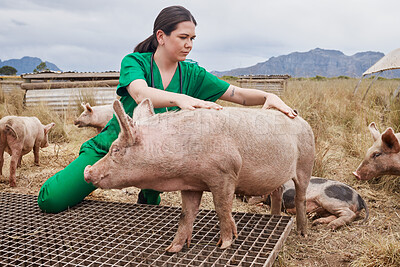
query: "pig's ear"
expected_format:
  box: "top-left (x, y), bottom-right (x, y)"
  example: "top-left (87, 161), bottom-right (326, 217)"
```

top-left (113, 100), bottom-right (135, 143)
top-left (381, 127), bottom-right (400, 153)
top-left (368, 122), bottom-right (380, 141)
top-left (85, 103), bottom-right (93, 113)
top-left (133, 98), bottom-right (155, 122)
top-left (44, 122), bottom-right (55, 135)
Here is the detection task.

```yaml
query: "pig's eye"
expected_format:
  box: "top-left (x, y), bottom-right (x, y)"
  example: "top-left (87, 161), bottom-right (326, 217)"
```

top-left (372, 152), bottom-right (381, 159)
top-left (111, 146), bottom-right (120, 154)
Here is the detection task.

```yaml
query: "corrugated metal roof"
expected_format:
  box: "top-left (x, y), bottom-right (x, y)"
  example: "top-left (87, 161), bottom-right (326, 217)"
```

top-left (22, 71), bottom-right (120, 80)
top-left (238, 75), bottom-right (291, 80)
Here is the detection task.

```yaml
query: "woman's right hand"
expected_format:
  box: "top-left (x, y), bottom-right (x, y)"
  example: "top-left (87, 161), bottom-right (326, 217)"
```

top-left (175, 95), bottom-right (223, 111)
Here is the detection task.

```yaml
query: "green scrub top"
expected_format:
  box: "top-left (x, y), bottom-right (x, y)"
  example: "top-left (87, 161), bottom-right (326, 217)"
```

top-left (80, 52), bottom-right (230, 155)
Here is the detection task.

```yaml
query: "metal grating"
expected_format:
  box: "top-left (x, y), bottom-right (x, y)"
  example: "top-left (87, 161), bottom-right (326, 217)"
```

top-left (0, 192), bottom-right (293, 267)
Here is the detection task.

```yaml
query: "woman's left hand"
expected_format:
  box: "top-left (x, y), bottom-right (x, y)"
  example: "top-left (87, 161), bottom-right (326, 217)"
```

top-left (262, 93), bottom-right (298, 118)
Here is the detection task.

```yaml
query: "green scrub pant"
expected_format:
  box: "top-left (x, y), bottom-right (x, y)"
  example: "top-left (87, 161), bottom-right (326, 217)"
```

top-left (37, 139), bottom-right (161, 214)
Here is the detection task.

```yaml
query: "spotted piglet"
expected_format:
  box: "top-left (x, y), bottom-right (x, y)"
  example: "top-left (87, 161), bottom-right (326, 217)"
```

top-left (253, 177), bottom-right (369, 229)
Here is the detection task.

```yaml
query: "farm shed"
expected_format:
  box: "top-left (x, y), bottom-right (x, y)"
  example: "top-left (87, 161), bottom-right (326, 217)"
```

top-left (237, 75), bottom-right (291, 96)
top-left (0, 76), bottom-right (23, 94)
top-left (353, 48), bottom-right (400, 100)
top-left (21, 71), bottom-right (119, 112)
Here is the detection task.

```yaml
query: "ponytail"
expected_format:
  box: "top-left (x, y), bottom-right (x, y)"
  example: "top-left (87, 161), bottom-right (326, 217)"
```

top-left (133, 6), bottom-right (196, 54)
top-left (134, 34), bottom-right (158, 53)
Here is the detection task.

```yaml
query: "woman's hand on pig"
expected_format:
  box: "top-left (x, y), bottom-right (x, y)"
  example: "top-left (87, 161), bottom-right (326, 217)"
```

top-left (262, 93), bottom-right (298, 118)
top-left (175, 95), bottom-right (223, 111)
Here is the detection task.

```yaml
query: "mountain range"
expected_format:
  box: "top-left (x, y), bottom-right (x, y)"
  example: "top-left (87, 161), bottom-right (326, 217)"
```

top-left (212, 48), bottom-right (394, 78)
top-left (1, 49), bottom-right (397, 78)
top-left (0, 56), bottom-right (61, 75)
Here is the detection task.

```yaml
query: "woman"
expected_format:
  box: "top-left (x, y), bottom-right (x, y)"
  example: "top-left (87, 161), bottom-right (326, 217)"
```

top-left (37, 5), bottom-right (297, 212)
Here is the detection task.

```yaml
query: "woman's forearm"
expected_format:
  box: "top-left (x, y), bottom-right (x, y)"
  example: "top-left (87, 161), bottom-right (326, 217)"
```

top-left (220, 85), bottom-right (297, 118)
top-left (128, 80), bottom-right (183, 108)
top-left (220, 85), bottom-right (269, 106)
top-left (127, 79), bottom-right (222, 110)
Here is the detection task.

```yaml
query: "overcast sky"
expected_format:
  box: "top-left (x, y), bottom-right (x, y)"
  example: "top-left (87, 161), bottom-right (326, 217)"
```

top-left (0, 0), bottom-right (399, 72)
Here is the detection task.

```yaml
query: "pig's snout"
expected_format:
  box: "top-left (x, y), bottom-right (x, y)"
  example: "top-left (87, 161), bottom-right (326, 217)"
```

top-left (352, 171), bottom-right (361, 180)
top-left (84, 165), bottom-right (93, 183)
top-left (74, 120), bottom-right (82, 127)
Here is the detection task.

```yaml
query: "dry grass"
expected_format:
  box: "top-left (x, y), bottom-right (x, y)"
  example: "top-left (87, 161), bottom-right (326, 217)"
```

top-left (0, 78), bottom-right (400, 266)
top-left (273, 78), bottom-right (400, 266)
top-left (74, 88), bottom-right (99, 114)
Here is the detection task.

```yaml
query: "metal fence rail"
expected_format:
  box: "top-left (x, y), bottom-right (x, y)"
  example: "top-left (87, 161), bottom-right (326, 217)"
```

top-left (24, 87), bottom-right (117, 112)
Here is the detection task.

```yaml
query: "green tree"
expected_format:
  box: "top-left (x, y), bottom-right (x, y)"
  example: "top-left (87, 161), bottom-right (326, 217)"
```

top-left (33, 62), bottom-right (49, 73)
top-left (0, 65), bottom-right (18, 75)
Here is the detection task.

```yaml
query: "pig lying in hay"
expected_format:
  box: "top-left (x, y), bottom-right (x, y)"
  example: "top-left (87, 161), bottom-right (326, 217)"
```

top-left (247, 177), bottom-right (369, 229)
top-left (84, 99), bottom-right (315, 253)
top-left (354, 122), bottom-right (400, 180)
top-left (0, 116), bottom-right (55, 187)
top-left (74, 103), bottom-right (113, 133)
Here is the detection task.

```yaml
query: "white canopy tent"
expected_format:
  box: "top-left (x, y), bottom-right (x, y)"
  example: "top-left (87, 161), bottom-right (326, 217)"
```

top-left (353, 48), bottom-right (400, 100)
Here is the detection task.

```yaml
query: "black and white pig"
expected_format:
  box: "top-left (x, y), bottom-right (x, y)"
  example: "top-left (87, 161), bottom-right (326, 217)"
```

top-left (247, 177), bottom-right (369, 230)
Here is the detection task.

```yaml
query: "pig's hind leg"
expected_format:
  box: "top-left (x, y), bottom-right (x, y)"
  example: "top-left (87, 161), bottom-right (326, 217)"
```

top-left (0, 135), bottom-right (5, 176)
top-left (211, 182), bottom-right (237, 249)
top-left (293, 174), bottom-right (310, 237)
top-left (312, 215), bottom-right (337, 226)
top-left (270, 186), bottom-right (283, 215)
top-left (17, 155), bottom-right (22, 168)
top-left (166, 190), bottom-right (203, 253)
top-left (312, 205), bottom-right (357, 230)
top-left (8, 139), bottom-right (23, 187)
top-left (326, 207), bottom-right (357, 230)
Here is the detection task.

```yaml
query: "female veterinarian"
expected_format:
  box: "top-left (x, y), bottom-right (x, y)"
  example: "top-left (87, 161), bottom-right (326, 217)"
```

top-left (37, 5), bottom-right (297, 213)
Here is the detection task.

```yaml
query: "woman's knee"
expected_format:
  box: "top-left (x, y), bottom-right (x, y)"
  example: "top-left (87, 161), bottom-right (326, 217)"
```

top-left (37, 171), bottom-right (97, 213)
top-left (37, 148), bottom-right (102, 213)
top-left (37, 181), bottom-right (68, 213)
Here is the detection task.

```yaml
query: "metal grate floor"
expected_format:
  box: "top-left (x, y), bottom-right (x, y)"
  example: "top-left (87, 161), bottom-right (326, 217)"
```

top-left (0, 192), bottom-right (293, 267)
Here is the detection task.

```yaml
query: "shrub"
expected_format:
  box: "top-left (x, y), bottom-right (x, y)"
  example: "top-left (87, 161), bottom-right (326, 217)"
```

top-left (0, 66), bottom-right (17, 75)
top-left (310, 75), bottom-right (327, 81)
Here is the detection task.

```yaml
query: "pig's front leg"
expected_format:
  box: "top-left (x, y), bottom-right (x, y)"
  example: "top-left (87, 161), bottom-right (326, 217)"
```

top-left (0, 142), bottom-right (5, 176)
top-left (33, 144), bottom-right (40, 166)
top-left (166, 190), bottom-right (203, 253)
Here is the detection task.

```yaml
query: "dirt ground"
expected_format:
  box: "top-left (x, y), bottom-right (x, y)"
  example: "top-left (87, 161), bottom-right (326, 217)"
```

top-left (0, 127), bottom-right (399, 267)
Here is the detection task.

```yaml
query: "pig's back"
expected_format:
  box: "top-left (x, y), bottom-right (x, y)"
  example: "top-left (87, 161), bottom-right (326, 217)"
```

top-left (149, 107), bottom-right (314, 195)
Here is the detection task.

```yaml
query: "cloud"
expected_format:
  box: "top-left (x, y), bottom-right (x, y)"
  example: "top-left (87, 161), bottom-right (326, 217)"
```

top-left (11, 19), bottom-right (27, 26)
top-left (0, 0), bottom-right (399, 72)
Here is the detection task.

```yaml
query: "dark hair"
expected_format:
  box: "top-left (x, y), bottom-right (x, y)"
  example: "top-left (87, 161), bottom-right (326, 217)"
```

top-left (134, 6), bottom-right (197, 53)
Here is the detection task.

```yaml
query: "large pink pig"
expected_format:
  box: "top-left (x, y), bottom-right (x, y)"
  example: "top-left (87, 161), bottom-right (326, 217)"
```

top-left (0, 116), bottom-right (55, 187)
top-left (84, 99), bottom-right (315, 253)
